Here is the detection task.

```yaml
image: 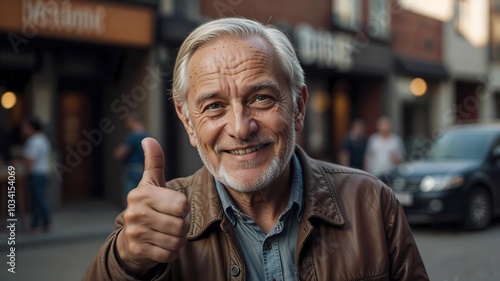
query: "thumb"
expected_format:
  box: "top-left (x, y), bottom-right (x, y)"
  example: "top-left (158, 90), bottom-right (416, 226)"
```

top-left (141, 137), bottom-right (166, 187)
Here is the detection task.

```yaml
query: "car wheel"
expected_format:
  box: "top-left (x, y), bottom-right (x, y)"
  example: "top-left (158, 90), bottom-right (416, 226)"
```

top-left (462, 187), bottom-right (492, 230)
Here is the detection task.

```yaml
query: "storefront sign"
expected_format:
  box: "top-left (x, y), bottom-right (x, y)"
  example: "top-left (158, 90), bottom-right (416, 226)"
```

top-left (0, 0), bottom-right (154, 47)
top-left (23, 0), bottom-right (106, 36)
top-left (294, 23), bottom-right (353, 71)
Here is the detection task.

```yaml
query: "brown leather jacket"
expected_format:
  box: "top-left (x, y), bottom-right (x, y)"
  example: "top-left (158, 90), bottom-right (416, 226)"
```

top-left (84, 146), bottom-right (429, 281)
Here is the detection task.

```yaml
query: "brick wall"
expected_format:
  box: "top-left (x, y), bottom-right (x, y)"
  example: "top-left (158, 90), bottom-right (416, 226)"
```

top-left (391, 3), bottom-right (443, 62)
top-left (201, 0), bottom-right (332, 29)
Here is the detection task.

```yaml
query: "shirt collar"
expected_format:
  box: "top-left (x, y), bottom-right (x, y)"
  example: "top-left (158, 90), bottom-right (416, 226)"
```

top-left (215, 153), bottom-right (304, 226)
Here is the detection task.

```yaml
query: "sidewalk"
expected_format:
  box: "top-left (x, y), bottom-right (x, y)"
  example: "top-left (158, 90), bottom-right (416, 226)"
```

top-left (1, 200), bottom-right (122, 249)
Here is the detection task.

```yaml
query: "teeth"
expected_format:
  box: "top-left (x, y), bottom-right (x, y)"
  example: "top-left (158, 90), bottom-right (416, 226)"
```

top-left (229, 145), bottom-right (264, 155)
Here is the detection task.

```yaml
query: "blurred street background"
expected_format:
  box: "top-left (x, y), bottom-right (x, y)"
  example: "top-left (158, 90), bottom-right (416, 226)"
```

top-left (1, 0), bottom-right (500, 280)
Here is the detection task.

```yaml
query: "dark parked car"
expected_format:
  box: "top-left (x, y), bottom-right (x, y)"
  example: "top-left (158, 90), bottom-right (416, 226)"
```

top-left (380, 124), bottom-right (500, 230)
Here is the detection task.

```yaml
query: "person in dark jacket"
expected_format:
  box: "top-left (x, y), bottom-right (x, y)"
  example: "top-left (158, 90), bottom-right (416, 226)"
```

top-left (84, 18), bottom-right (428, 281)
top-left (339, 119), bottom-right (368, 170)
top-left (114, 111), bottom-right (149, 208)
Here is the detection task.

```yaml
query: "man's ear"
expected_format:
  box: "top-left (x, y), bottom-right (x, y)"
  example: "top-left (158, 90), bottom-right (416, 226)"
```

top-left (174, 99), bottom-right (198, 147)
top-left (295, 84), bottom-right (309, 132)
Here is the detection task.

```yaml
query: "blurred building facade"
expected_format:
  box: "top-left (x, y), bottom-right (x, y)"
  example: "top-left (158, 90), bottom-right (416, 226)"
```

top-left (0, 0), bottom-right (164, 207)
top-left (167, 0), bottom-right (500, 176)
top-left (491, 0), bottom-right (500, 119)
top-left (390, 0), bottom-right (449, 155)
top-left (1, 0), bottom-right (499, 206)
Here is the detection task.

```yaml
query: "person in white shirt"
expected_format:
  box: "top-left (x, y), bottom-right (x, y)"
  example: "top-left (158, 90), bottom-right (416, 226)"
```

top-left (365, 116), bottom-right (405, 177)
top-left (22, 118), bottom-right (52, 232)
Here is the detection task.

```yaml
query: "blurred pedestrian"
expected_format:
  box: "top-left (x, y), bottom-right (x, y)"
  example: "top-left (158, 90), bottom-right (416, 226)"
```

top-left (339, 119), bottom-right (367, 170)
top-left (114, 112), bottom-right (149, 208)
top-left (365, 116), bottom-right (405, 177)
top-left (21, 117), bottom-right (52, 232)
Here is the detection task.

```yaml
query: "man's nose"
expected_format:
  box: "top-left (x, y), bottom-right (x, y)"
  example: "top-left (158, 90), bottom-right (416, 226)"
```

top-left (227, 105), bottom-right (257, 140)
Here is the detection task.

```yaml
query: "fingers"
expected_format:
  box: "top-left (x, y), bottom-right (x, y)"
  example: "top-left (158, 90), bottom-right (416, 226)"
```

top-left (127, 184), bottom-right (190, 218)
top-left (117, 137), bottom-right (191, 274)
top-left (120, 195), bottom-right (190, 265)
top-left (141, 137), bottom-right (166, 187)
top-left (124, 218), bottom-right (189, 251)
top-left (123, 221), bottom-right (189, 262)
top-left (117, 188), bottom-right (190, 273)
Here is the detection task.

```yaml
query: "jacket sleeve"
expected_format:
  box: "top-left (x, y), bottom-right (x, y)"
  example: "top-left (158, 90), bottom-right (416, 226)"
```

top-left (381, 185), bottom-right (429, 281)
top-left (82, 213), bottom-right (170, 281)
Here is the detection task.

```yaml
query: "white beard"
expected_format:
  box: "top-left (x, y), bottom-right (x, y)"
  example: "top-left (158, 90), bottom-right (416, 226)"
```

top-left (190, 116), bottom-right (296, 193)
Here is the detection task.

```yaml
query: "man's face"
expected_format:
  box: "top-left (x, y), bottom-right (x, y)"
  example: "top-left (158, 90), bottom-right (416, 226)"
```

top-left (176, 35), bottom-right (307, 193)
top-left (378, 119), bottom-right (391, 136)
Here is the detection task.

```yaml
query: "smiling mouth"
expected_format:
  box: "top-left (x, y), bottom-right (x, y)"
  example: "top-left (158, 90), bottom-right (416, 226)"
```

top-left (226, 144), bottom-right (267, 155)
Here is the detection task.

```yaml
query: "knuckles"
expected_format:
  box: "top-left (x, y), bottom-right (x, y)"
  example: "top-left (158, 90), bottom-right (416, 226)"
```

top-left (123, 206), bottom-right (149, 224)
top-left (157, 251), bottom-right (179, 264)
top-left (172, 193), bottom-right (190, 217)
top-left (127, 184), bottom-right (190, 219)
top-left (127, 184), bottom-right (151, 203)
top-left (127, 239), bottom-right (148, 259)
top-left (124, 224), bottom-right (147, 241)
top-left (166, 235), bottom-right (186, 251)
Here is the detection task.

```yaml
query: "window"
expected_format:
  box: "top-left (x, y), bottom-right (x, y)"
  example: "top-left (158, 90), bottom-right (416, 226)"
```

top-left (455, 0), bottom-right (489, 47)
top-left (164, 0), bottom-right (199, 20)
top-left (332, 0), bottom-right (361, 29)
top-left (492, 1), bottom-right (500, 61)
top-left (455, 0), bottom-right (470, 35)
top-left (368, 0), bottom-right (390, 38)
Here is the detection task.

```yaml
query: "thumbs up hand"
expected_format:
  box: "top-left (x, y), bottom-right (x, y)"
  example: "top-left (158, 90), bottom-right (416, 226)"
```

top-left (116, 138), bottom-right (190, 277)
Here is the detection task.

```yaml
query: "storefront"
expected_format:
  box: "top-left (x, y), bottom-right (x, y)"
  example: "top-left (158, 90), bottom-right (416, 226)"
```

top-left (0, 0), bottom-right (157, 206)
top-left (292, 23), bottom-right (392, 162)
top-left (391, 56), bottom-right (449, 153)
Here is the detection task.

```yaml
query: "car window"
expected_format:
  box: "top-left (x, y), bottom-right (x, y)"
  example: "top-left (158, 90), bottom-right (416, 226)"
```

top-left (491, 136), bottom-right (500, 158)
top-left (428, 131), bottom-right (494, 160)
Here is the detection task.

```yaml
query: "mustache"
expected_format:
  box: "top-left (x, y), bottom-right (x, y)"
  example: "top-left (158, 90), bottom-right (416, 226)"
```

top-left (214, 135), bottom-right (277, 153)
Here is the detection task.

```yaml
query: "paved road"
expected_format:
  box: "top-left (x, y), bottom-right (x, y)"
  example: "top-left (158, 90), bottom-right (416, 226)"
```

top-left (412, 218), bottom-right (500, 281)
top-left (0, 235), bottom-right (108, 281)
top-left (1, 220), bottom-right (499, 281)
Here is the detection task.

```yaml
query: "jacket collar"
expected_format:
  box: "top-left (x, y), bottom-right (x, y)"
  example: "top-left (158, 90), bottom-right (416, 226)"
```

top-left (294, 146), bottom-right (345, 226)
top-left (187, 145), bottom-right (345, 240)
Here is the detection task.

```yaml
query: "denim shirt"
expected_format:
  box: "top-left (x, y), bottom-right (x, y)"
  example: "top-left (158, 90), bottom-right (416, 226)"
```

top-left (215, 154), bottom-right (304, 281)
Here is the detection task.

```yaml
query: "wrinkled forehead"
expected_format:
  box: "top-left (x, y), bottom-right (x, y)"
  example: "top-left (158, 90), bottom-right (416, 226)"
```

top-left (188, 35), bottom-right (277, 75)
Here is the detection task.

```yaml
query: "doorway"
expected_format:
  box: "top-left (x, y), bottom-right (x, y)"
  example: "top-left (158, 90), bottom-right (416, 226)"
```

top-left (58, 91), bottom-right (93, 200)
top-left (58, 86), bottom-right (104, 200)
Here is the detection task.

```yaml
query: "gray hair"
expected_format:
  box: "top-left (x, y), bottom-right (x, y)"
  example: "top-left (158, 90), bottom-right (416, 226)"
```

top-left (172, 18), bottom-right (305, 115)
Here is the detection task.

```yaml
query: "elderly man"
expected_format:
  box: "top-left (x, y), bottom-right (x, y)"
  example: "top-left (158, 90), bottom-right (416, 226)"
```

top-left (85, 18), bottom-right (428, 280)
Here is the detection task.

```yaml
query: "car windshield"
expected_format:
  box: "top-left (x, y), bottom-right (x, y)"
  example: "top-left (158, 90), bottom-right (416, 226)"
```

top-left (428, 131), bottom-right (493, 160)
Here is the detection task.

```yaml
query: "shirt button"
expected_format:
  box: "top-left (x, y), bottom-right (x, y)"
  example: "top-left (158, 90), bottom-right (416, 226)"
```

top-left (236, 213), bottom-right (246, 221)
top-left (231, 265), bottom-right (240, 276)
top-left (264, 242), bottom-right (272, 251)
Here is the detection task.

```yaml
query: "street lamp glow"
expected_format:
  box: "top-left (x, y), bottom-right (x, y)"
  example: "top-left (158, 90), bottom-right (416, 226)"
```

top-left (410, 78), bottom-right (427, 97)
top-left (1, 91), bottom-right (17, 109)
